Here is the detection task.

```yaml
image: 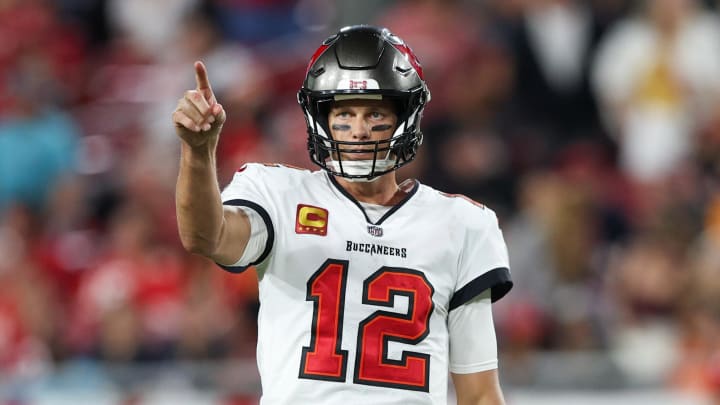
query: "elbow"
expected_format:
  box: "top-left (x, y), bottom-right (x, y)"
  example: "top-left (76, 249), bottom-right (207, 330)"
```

top-left (179, 234), bottom-right (217, 258)
top-left (177, 218), bottom-right (227, 259)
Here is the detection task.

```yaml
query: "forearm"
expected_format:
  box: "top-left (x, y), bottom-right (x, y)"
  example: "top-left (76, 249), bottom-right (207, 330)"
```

top-left (176, 140), bottom-right (224, 256)
top-left (456, 391), bottom-right (505, 405)
top-left (452, 370), bottom-right (505, 405)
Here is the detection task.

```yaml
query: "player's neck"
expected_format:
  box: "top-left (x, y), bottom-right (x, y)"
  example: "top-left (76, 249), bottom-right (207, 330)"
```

top-left (334, 173), bottom-right (405, 206)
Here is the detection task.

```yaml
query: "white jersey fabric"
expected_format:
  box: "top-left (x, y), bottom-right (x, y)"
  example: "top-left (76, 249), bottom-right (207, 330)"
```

top-left (219, 163), bottom-right (513, 405)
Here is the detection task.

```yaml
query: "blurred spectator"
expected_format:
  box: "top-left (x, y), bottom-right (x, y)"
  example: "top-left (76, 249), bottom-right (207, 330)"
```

top-left (54, 0), bottom-right (112, 48)
top-left (697, 101), bottom-right (720, 180)
top-left (419, 44), bottom-right (516, 209)
top-left (671, 193), bottom-right (720, 396)
top-left (592, 0), bottom-right (720, 183)
top-left (0, 51), bottom-right (81, 212)
top-left (106, 0), bottom-right (199, 58)
top-left (500, 168), bottom-right (607, 349)
top-left (0, 205), bottom-right (56, 378)
top-left (67, 201), bottom-right (185, 361)
top-left (206, 0), bottom-right (306, 44)
top-left (500, 0), bottom-right (621, 148)
top-left (608, 234), bottom-right (686, 319)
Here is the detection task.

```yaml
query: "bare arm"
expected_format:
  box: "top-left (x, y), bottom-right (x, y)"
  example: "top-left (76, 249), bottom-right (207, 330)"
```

top-left (452, 369), bottom-right (506, 405)
top-left (173, 61), bottom-right (251, 265)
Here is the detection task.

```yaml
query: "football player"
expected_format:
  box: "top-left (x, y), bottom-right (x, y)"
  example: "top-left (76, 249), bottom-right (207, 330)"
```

top-left (174, 25), bottom-right (513, 405)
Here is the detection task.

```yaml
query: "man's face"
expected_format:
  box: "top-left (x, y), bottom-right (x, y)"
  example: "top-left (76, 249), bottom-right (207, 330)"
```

top-left (327, 98), bottom-right (398, 161)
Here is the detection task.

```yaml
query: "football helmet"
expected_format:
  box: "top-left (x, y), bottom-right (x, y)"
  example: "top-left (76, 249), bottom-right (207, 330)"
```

top-left (298, 25), bottom-right (431, 181)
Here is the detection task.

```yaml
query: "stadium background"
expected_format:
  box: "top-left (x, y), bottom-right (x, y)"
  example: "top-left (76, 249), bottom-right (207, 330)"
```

top-left (1, 0), bottom-right (720, 403)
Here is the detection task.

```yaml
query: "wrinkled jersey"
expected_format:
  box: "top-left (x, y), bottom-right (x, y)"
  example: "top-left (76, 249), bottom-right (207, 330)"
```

top-left (220, 163), bottom-right (512, 405)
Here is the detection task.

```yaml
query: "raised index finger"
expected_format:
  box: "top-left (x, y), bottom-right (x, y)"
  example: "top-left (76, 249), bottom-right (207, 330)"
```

top-left (194, 61), bottom-right (215, 102)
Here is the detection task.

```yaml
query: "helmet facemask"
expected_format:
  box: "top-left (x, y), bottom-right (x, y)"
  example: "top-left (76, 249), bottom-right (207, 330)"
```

top-left (299, 90), bottom-right (426, 181)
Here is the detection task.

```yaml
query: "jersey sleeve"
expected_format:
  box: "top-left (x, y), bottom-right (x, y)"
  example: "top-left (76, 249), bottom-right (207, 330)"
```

top-left (217, 163), bottom-right (276, 273)
top-left (450, 207), bottom-right (512, 310)
top-left (220, 206), bottom-right (269, 268)
top-left (448, 289), bottom-right (497, 373)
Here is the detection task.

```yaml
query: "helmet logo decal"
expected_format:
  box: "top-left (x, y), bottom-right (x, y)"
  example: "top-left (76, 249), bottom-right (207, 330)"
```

top-left (350, 80), bottom-right (367, 89)
top-left (336, 78), bottom-right (379, 90)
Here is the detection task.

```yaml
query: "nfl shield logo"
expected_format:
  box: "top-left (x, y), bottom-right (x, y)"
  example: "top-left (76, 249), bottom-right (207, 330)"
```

top-left (367, 225), bottom-right (383, 237)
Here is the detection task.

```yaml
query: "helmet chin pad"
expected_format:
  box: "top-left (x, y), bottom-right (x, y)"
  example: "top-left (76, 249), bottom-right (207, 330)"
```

top-left (326, 159), bottom-right (393, 182)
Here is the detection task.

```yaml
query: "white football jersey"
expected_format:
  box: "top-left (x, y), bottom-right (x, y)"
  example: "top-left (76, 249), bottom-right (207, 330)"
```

top-left (220, 163), bottom-right (512, 405)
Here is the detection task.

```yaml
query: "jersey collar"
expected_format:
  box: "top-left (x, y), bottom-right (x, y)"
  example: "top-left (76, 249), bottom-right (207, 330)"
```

top-left (327, 173), bottom-right (419, 225)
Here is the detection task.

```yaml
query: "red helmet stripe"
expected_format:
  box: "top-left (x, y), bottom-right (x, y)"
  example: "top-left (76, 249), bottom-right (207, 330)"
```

top-left (306, 44), bottom-right (329, 76)
top-left (391, 43), bottom-right (425, 81)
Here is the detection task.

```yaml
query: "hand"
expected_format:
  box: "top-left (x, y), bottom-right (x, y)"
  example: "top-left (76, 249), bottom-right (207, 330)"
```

top-left (173, 61), bottom-right (227, 148)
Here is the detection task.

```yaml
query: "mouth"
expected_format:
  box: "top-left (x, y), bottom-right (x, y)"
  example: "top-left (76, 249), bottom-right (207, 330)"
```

top-left (337, 146), bottom-right (386, 161)
top-left (336, 141), bottom-right (391, 160)
top-left (339, 152), bottom-right (374, 161)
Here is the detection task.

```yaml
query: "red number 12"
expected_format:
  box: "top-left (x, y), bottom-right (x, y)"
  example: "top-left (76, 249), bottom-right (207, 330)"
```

top-left (299, 259), bottom-right (434, 392)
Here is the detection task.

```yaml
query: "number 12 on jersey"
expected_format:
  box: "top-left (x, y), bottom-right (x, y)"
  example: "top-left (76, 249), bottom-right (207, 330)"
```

top-left (299, 259), bottom-right (435, 392)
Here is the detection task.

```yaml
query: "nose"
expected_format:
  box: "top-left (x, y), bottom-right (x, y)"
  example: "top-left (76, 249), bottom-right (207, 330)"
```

top-left (350, 118), bottom-right (371, 141)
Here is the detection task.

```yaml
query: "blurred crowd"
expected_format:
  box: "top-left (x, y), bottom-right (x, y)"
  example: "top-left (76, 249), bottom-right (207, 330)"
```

top-left (1, 0), bottom-right (720, 401)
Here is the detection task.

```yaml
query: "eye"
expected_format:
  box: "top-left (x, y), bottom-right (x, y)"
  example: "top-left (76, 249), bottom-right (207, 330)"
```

top-left (370, 111), bottom-right (385, 120)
